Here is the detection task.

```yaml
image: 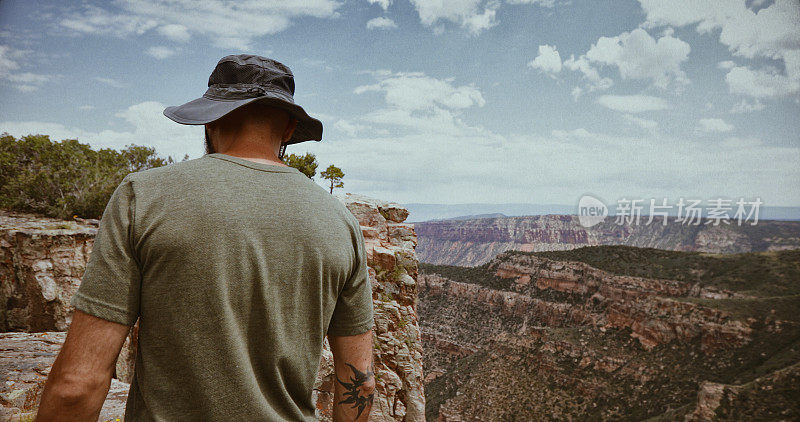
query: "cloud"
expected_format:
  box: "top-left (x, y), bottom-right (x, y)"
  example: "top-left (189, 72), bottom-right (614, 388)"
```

top-left (698, 118), bottom-right (734, 133)
top-left (638, 0), bottom-right (800, 99)
top-left (0, 45), bottom-right (21, 74)
top-left (366, 17), bottom-right (397, 30)
top-left (58, 0), bottom-right (342, 50)
top-left (60, 4), bottom-right (158, 37)
top-left (528, 44), bottom-right (561, 73)
top-left (79, 105), bottom-right (95, 111)
top-left (299, 120), bottom-right (800, 206)
top-left (596, 95), bottom-right (669, 113)
top-left (156, 24), bottom-right (190, 42)
top-left (333, 119), bottom-right (371, 136)
top-left (621, 113), bottom-right (658, 129)
top-left (506, 0), bottom-right (556, 7)
top-left (366, 0), bottom-right (392, 11)
top-left (94, 77), bottom-right (125, 88)
top-left (730, 99), bottom-right (765, 113)
top-left (0, 44), bottom-right (51, 91)
top-left (639, 0), bottom-right (800, 60)
top-left (6, 72), bottom-right (50, 84)
top-left (145, 46), bottom-right (176, 59)
top-left (355, 71), bottom-right (485, 111)
top-left (718, 60), bottom-right (736, 70)
top-left (563, 54), bottom-right (613, 93)
top-left (725, 63), bottom-right (800, 99)
top-left (584, 28), bottom-right (690, 89)
top-left (1, 101), bottom-right (204, 160)
top-left (408, 0), bottom-right (500, 35)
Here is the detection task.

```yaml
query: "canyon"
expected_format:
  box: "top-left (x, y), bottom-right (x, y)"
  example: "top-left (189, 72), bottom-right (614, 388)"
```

top-left (415, 214), bottom-right (800, 266)
top-left (418, 246), bottom-right (800, 420)
top-left (0, 194), bottom-right (425, 421)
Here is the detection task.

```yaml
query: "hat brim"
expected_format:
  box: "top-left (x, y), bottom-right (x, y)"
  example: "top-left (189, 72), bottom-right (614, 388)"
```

top-left (163, 95), bottom-right (322, 145)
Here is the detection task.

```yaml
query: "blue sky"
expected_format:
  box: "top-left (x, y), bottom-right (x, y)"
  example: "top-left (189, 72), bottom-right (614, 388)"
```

top-left (1, 0), bottom-right (798, 207)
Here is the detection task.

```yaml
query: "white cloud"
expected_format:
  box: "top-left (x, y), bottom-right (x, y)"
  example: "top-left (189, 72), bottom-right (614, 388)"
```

top-left (718, 60), bottom-right (736, 70)
top-left (145, 46), bottom-right (176, 59)
top-left (584, 28), bottom-right (690, 89)
top-left (0, 44), bottom-right (51, 91)
top-left (0, 45), bottom-right (21, 74)
top-left (408, 0), bottom-right (500, 35)
top-left (78, 105), bottom-right (94, 111)
top-left (730, 99), bottom-right (765, 113)
top-left (354, 71), bottom-right (485, 111)
top-left (299, 121), bottom-right (800, 206)
top-left (366, 17), bottom-right (397, 30)
top-left (59, 0), bottom-right (342, 50)
top-left (596, 95), bottom-right (669, 113)
top-left (570, 86), bottom-right (583, 100)
top-left (638, 0), bottom-right (800, 99)
top-left (334, 119), bottom-right (370, 136)
top-left (95, 77), bottom-right (125, 88)
top-left (725, 64), bottom-right (800, 98)
top-left (698, 118), bottom-right (734, 133)
top-left (1, 101), bottom-right (204, 160)
top-left (639, 0), bottom-right (800, 60)
top-left (506, 0), bottom-right (556, 7)
top-left (6, 72), bottom-right (50, 84)
top-left (157, 24), bottom-right (190, 42)
top-left (367, 0), bottom-right (392, 11)
top-left (528, 44), bottom-right (561, 73)
top-left (622, 113), bottom-right (658, 129)
top-left (563, 54), bottom-right (613, 94)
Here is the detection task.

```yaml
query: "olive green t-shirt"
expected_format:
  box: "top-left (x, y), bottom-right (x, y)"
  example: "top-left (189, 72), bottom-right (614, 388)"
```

top-left (70, 152), bottom-right (374, 421)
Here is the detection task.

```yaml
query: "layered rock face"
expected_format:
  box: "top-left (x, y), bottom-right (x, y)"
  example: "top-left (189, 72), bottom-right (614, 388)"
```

top-left (415, 215), bottom-right (800, 266)
top-left (0, 194), bottom-right (426, 421)
top-left (319, 194), bottom-right (425, 421)
top-left (419, 248), bottom-right (800, 420)
top-left (0, 213), bottom-right (97, 332)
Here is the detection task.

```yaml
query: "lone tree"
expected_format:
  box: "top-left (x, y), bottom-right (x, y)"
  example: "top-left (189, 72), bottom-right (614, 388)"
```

top-left (321, 164), bottom-right (344, 194)
top-left (282, 152), bottom-right (318, 179)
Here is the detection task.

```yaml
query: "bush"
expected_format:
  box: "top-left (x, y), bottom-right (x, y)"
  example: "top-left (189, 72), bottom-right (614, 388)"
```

top-left (0, 132), bottom-right (182, 219)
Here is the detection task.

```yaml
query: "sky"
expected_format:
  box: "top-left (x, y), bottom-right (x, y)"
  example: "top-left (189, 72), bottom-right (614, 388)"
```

top-left (1, 0), bottom-right (799, 209)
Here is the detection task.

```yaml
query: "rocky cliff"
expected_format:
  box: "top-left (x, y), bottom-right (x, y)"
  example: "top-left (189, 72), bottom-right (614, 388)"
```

top-left (415, 215), bottom-right (800, 266)
top-left (419, 246), bottom-right (800, 420)
top-left (0, 193), bottom-right (425, 421)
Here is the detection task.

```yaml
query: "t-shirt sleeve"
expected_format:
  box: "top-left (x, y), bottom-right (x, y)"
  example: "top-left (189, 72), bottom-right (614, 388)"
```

top-left (327, 217), bottom-right (374, 337)
top-left (70, 174), bottom-right (141, 326)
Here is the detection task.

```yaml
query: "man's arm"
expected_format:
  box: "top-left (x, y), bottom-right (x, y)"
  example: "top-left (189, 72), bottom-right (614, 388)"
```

top-left (328, 329), bottom-right (376, 422)
top-left (36, 309), bottom-right (131, 421)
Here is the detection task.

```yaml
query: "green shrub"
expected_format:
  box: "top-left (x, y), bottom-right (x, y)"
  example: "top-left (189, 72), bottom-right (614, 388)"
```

top-left (0, 132), bottom-right (183, 219)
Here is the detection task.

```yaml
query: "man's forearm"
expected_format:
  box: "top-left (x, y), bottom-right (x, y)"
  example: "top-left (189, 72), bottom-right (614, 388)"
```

top-left (332, 361), bottom-right (376, 421)
top-left (36, 375), bottom-right (111, 421)
top-left (328, 329), bottom-right (376, 421)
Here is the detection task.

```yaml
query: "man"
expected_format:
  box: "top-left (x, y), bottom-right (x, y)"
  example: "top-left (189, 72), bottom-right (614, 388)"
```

top-left (37, 55), bottom-right (376, 421)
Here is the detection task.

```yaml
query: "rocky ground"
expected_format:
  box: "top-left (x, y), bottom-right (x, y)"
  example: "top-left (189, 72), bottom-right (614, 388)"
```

top-left (0, 194), bottom-right (425, 421)
top-left (419, 246), bottom-right (800, 420)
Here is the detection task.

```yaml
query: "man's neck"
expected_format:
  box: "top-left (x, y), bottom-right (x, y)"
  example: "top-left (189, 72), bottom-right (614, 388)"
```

top-left (214, 139), bottom-right (288, 167)
top-left (217, 149), bottom-right (288, 167)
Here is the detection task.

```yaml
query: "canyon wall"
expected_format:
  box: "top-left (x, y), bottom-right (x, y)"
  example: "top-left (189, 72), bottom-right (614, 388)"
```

top-left (419, 248), bottom-right (800, 420)
top-left (0, 193), bottom-right (425, 421)
top-left (415, 214), bottom-right (800, 266)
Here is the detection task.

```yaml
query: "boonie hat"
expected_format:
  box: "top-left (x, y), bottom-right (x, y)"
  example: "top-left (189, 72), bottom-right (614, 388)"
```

top-left (163, 54), bottom-right (323, 146)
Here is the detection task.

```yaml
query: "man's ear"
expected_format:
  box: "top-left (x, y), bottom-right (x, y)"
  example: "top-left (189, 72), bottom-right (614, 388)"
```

top-left (282, 117), bottom-right (298, 143)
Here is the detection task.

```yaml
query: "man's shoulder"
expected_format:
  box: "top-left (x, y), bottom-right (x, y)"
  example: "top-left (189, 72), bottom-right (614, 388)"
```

top-left (125, 156), bottom-right (207, 182)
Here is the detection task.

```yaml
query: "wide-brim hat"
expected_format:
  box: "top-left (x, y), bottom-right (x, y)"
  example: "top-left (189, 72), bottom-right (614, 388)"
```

top-left (163, 54), bottom-right (322, 146)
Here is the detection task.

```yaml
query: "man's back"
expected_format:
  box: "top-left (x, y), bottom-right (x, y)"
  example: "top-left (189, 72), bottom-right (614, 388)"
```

top-left (70, 152), bottom-right (374, 420)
